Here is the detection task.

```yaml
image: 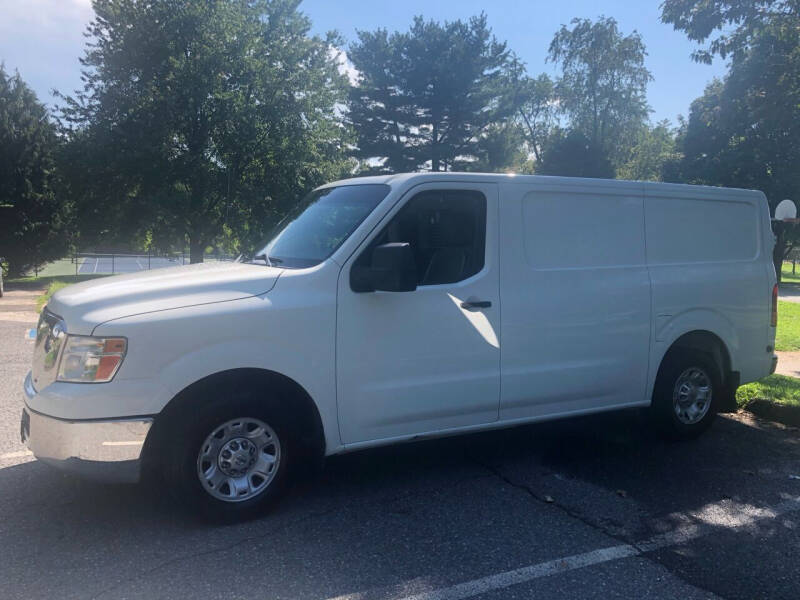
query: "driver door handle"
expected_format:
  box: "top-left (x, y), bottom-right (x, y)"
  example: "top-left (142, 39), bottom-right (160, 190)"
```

top-left (460, 300), bottom-right (492, 310)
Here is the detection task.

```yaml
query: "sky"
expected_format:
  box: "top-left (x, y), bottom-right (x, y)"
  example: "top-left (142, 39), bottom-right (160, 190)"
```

top-left (0, 0), bottom-right (727, 124)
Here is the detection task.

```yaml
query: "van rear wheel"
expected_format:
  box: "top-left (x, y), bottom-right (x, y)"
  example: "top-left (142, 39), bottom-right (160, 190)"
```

top-left (652, 349), bottom-right (720, 439)
top-left (162, 393), bottom-right (291, 521)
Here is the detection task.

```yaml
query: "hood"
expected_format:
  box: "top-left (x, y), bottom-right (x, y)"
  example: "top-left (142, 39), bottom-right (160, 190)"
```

top-left (47, 261), bottom-right (282, 334)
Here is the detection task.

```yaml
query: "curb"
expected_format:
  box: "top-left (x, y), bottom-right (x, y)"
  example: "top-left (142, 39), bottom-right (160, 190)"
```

top-left (743, 399), bottom-right (800, 428)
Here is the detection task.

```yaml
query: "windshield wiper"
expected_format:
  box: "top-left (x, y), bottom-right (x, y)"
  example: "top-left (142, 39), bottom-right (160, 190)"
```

top-left (252, 254), bottom-right (283, 266)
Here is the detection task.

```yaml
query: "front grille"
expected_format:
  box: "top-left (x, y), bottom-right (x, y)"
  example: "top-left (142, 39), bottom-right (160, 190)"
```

top-left (31, 308), bottom-right (66, 391)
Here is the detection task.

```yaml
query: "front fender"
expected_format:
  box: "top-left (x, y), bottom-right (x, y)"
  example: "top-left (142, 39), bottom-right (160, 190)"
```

top-left (93, 289), bottom-right (340, 453)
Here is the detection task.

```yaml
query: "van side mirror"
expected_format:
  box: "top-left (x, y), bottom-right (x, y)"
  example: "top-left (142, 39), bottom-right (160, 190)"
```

top-left (352, 243), bottom-right (417, 293)
top-left (371, 243), bottom-right (417, 292)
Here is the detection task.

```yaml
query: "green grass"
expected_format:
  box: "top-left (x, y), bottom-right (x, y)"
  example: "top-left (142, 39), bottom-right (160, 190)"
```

top-left (36, 280), bottom-right (71, 312)
top-left (8, 258), bottom-right (83, 282)
top-left (27, 275), bottom-right (108, 311)
top-left (8, 273), bottom-right (108, 290)
top-left (781, 261), bottom-right (800, 284)
top-left (740, 272), bottom-right (800, 411)
top-left (737, 374), bottom-right (800, 408)
top-left (776, 300), bottom-right (800, 351)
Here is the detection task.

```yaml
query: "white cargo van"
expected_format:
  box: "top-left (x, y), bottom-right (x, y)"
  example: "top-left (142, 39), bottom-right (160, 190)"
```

top-left (21, 173), bottom-right (778, 519)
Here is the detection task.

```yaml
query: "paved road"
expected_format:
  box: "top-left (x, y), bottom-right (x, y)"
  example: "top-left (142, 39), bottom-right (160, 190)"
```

top-left (2, 286), bottom-right (800, 599)
top-left (0, 286), bottom-right (39, 462)
top-left (779, 282), bottom-right (800, 304)
top-left (775, 351), bottom-right (800, 377)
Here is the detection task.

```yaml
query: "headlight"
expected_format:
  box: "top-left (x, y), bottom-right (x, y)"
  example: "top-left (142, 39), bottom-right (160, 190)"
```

top-left (57, 336), bottom-right (127, 383)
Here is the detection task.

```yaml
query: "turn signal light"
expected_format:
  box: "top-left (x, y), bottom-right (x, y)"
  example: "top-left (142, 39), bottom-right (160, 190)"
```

top-left (57, 336), bottom-right (128, 383)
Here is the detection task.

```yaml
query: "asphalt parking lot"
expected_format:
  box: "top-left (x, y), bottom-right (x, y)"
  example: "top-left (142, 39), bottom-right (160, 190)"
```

top-left (2, 289), bottom-right (800, 599)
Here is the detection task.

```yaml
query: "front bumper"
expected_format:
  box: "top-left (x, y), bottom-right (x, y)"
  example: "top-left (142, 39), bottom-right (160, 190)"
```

top-left (21, 372), bottom-right (153, 483)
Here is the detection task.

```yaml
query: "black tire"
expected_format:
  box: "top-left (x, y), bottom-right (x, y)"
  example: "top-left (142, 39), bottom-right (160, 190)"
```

top-left (162, 390), bottom-right (292, 522)
top-left (651, 349), bottom-right (721, 440)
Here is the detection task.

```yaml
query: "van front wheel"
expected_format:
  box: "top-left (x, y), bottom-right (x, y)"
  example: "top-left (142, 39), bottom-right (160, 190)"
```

top-left (652, 349), bottom-right (720, 439)
top-left (163, 394), bottom-right (291, 521)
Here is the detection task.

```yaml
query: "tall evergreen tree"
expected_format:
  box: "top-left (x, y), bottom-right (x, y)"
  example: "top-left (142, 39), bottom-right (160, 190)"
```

top-left (58, 0), bottom-right (351, 262)
top-left (0, 66), bottom-right (69, 277)
top-left (347, 14), bottom-right (518, 173)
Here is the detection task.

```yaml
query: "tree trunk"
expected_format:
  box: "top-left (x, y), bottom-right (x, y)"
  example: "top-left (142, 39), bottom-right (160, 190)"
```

top-left (773, 223), bottom-right (784, 283)
top-left (189, 237), bottom-right (205, 264)
top-left (431, 120), bottom-right (440, 172)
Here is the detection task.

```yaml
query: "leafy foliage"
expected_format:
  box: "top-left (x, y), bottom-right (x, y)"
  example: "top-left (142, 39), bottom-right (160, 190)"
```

top-left (679, 26), bottom-right (800, 201)
top-left (508, 67), bottom-right (556, 163)
top-left (536, 129), bottom-right (615, 179)
top-left (347, 14), bottom-right (518, 173)
top-left (666, 14), bottom-right (800, 278)
top-left (0, 66), bottom-right (70, 277)
top-left (660, 0), bottom-right (800, 63)
top-left (546, 17), bottom-right (652, 171)
top-left (617, 120), bottom-right (678, 182)
top-left (462, 121), bottom-right (530, 173)
top-left (57, 0), bottom-right (352, 261)
top-left (345, 14), bottom-right (662, 180)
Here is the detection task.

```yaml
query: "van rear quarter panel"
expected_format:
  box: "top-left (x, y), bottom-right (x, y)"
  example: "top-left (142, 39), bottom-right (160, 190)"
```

top-left (644, 183), bottom-right (773, 388)
top-left (499, 179), bottom-right (652, 417)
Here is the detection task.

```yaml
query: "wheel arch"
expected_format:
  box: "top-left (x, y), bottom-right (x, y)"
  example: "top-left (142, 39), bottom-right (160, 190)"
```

top-left (142, 368), bottom-right (326, 476)
top-left (662, 330), bottom-right (732, 378)
top-left (651, 329), bottom-right (737, 412)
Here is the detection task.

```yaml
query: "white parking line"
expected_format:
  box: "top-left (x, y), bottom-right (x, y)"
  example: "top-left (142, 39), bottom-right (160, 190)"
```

top-left (92, 257), bottom-right (98, 274)
top-left (101, 441), bottom-right (144, 447)
top-left (327, 496), bottom-right (800, 600)
top-left (0, 450), bottom-right (33, 461)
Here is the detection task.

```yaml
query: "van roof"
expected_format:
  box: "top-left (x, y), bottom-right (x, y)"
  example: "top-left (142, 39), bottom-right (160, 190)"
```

top-left (321, 172), bottom-right (765, 201)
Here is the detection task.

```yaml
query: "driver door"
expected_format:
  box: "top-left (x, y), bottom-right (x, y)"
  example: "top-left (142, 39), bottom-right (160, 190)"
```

top-left (336, 182), bottom-right (501, 444)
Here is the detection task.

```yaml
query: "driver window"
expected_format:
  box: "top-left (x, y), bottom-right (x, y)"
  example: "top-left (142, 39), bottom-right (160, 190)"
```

top-left (358, 189), bottom-right (487, 287)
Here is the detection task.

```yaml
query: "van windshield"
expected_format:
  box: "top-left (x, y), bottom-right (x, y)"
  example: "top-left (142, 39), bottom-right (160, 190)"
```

top-left (253, 184), bottom-right (390, 268)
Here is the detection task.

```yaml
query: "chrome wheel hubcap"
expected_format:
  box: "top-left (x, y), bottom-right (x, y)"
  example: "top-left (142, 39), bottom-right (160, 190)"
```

top-left (673, 367), bottom-right (712, 425)
top-left (217, 437), bottom-right (257, 477)
top-left (196, 417), bottom-right (280, 503)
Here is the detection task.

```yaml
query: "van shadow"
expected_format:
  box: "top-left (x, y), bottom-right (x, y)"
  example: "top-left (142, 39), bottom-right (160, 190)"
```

top-left (0, 411), bottom-right (797, 598)
top-left (322, 410), bottom-right (799, 522)
top-left (2, 411), bottom-right (797, 532)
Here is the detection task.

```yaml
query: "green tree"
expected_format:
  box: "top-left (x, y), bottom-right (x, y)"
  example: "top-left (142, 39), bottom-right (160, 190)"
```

top-left (0, 66), bottom-right (70, 278)
top-left (661, 0), bottom-right (798, 63)
top-left (536, 128), bottom-right (615, 178)
top-left (461, 122), bottom-right (529, 173)
top-left (547, 17), bottom-right (652, 171)
top-left (508, 66), bottom-right (556, 163)
top-left (663, 2), bottom-right (800, 279)
top-left (58, 0), bottom-right (351, 262)
top-left (347, 14), bottom-right (518, 173)
top-left (617, 120), bottom-right (678, 181)
top-left (671, 73), bottom-right (800, 281)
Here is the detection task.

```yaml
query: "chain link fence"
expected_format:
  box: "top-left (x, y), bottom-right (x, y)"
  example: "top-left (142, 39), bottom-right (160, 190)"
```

top-left (72, 252), bottom-right (237, 275)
